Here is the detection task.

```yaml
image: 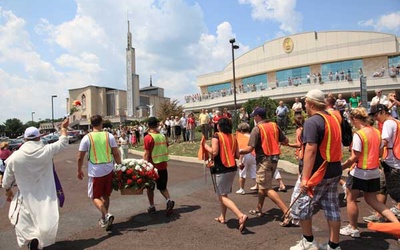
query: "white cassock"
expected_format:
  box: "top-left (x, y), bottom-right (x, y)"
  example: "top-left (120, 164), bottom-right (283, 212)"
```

top-left (3, 136), bottom-right (68, 249)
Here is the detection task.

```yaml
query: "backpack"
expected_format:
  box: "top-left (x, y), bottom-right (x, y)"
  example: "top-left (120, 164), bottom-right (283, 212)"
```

top-left (341, 117), bottom-right (353, 147)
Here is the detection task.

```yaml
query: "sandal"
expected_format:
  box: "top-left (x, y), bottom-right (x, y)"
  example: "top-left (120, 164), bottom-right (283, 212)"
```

top-left (214, 217), bottom-right (226, 224)
top-left (278, 187), bottom-right (287, 192)
top-left (279, 215), bottom-right (293, 227)
top-left (239, 214), bottom-right (248, 233)
top-left (249, 209), bottom-right (265, 217)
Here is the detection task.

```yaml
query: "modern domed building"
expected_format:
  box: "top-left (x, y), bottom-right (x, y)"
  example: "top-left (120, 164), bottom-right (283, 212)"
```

top-left (184, 31), bottom-right (400, 112)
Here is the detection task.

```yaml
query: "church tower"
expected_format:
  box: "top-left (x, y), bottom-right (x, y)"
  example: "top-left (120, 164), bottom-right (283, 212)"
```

top-left (126, 20), bottom-right (140, 117)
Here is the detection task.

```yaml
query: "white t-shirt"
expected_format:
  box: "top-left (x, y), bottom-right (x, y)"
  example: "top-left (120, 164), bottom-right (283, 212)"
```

top-left (370, 95), bottom-right (388, 106)
top-left (119, 137), bottom-right (129, 149)
top-left (382, 119), bottom-right (400, 169)
top-left (79, 132), bottom-right (118, 177)
top-left (292, 102), bottom-right (302, 111)
top-left (349, 132), bottom-right (380, 180)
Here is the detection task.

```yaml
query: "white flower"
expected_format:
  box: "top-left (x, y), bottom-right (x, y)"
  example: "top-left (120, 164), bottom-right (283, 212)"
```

top-left (135, 165), bottom-right (141, 171)
top-left (136, 159), bottom-right (144, 165)
top-left (121, 166), bottom-right (127, 172)
top-left (122, 159), bottom-right (130, 165)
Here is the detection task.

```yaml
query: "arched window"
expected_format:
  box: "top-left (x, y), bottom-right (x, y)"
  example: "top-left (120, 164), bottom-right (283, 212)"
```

top-left (81, 94), bottom-right (86, 110)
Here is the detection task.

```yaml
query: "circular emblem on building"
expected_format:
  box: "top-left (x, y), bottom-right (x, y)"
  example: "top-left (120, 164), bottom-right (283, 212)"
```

top-left (283, 37), bottom-right (294, 53)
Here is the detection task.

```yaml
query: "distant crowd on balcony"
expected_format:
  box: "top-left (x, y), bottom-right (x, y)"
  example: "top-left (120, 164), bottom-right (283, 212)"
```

top-left (185, 64), bottom-right (400, 104)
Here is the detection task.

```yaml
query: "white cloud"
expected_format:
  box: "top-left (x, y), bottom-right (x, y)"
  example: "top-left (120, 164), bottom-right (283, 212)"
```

top-left (238, 0), bottom-right (302, 35)
top-left (358, 11), bottom-right (400, 32)
top-left (0, 0), bottom-right (246, 123)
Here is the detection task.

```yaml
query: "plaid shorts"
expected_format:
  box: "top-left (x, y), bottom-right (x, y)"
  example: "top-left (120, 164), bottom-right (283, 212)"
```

top-left (291, 176), bottom-right (341, 221)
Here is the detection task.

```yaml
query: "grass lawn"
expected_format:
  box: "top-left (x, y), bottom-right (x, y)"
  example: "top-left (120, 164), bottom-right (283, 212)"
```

top-left (132, 128), bottom-right (350, 165)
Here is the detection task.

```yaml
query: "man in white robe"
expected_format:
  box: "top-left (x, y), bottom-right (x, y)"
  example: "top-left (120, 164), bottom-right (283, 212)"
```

top-left (2, 119), bottom-right (69, 250)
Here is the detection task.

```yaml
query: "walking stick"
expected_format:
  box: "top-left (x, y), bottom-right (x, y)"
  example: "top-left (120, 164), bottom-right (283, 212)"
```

top-left (203, 152), bottom-right (208, 185)
top-left (210, 172), bottom-right (217, 193)
top-left (282, 191), bottom-right (302, 219)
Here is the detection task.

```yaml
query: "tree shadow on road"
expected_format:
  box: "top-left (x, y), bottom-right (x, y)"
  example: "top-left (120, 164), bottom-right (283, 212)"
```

top-left (45, 205), bottom-right (201, 249)
top-left (340, 231), bottom-right (396, 250)
top-left (111, 204), bottom-right (201, 234)
top-left (224, 208), bottom-right (296, 235)
top-left (45, 234), bottom-right (112, 250)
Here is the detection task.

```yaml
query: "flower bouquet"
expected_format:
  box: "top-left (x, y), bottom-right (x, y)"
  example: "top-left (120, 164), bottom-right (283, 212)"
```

top-left (70, 100), bottom-right (82, 116)
top-left (112, 158), bottom-right (159, 195)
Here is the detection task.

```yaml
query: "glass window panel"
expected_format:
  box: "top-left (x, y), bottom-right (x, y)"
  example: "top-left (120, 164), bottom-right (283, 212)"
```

top-left (321, 59), bottom-right (362, 82)
top-left (207, 82), bottom-right (231, 93)
top-left (276, 66), bottom-right (310, 87)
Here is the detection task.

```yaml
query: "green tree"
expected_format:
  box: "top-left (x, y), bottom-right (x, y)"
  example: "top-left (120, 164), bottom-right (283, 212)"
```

top-left (24, 121), bottom-right (40, 128)
top-left (157, 99), bottom-right (184, 121)
top-left (4, 118), bottom-right (25, 138)
top-left (242, 96), bottom-right (278, 121)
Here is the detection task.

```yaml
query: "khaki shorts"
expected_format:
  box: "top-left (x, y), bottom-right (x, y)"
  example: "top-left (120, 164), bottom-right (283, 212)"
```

top-left (256, 159), bottom-right (277, 190)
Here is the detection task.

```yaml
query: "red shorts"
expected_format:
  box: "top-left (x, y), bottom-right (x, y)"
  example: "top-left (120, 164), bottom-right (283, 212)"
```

top-left (91, 172), bottom-right (113, 199)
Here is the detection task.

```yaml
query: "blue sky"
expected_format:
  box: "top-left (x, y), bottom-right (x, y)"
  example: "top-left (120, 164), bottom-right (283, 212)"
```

top-left (0, 0), bottom-right (399, 123)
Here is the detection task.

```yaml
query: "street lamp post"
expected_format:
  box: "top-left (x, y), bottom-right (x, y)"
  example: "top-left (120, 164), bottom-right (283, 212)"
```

top-left (31, 111), bottom-right (35, 123)
top-left (51, 95), bottom-right (57, 132)
top-left (229, 38), bottom-right (239, 127)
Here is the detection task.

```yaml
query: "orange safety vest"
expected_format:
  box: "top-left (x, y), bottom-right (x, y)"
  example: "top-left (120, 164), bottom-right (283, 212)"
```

top-left (382, 119), bottom-right (400, 160)
top-left (217, 132), bottom-right (237, 168)
top-left (257, 122), bottom-right (280, 156)
top-left (354, 126), bottom-right (381, 170)
top-left (315, 112), bottom-right (342, 162)
top-left (327, 109), bottom-right (342, 124)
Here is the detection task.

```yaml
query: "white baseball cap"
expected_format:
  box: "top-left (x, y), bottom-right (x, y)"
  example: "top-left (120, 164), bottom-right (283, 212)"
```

top-left (24, 127), bottom-right (42, 139)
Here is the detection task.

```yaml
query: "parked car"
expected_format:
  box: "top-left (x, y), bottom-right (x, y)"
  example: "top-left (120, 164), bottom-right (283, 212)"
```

top-left (67, 131), bottom-right (79, 144)
top-left (44, 134), bottom-right (59, 144)
top-left (8, 139), bottom-right (24, 151)
top-left (41, 137), bottom-right (50, 144)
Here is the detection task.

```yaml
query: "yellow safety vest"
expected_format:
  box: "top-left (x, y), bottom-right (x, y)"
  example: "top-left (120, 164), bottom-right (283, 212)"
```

top-left (149, 133), bottom-right (169, 164)
top-left (88, 131), bottom-right (112, 164)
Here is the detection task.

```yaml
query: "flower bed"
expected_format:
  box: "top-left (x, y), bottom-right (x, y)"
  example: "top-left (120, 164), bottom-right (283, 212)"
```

top-left (112, 158), bottom-right (159, 194)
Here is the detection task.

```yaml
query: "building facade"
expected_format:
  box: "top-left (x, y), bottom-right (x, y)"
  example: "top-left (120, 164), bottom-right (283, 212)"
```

top-left (68, 85), bottom-right (127, 128)
top-left (67, 83), bottom-right (170, 129)
top-left (184, 31), bottom-right (400, 111)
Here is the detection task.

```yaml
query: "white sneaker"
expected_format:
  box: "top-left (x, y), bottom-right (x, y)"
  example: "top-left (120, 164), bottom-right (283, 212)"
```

top-left (235, 189), bottom-right (245, 195)
top-left (390, 206), bottom-right (400, 217)
top-left (342, 183), bottom-right (347, 200)
top-left (320, 243), bottom-right (342, 250)
top-left (104, 213), bottom-right (114, 231)
top-left (290, 237), bottom-right (319, 250)
top-left (363, 213), bottom-right (386, 223)
top-left (340, 224), bottom-right (360, 238)
top-left (327, 245), bottom-right (341, 250)
top-left (98, 218), bottom-right (106, 228)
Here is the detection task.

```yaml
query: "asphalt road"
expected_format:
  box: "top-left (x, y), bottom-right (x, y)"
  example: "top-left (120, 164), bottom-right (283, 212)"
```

top-left (0, 143), bottom-right (399, 250)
